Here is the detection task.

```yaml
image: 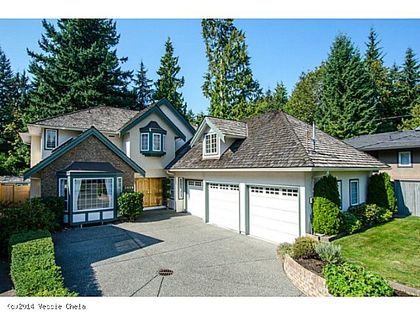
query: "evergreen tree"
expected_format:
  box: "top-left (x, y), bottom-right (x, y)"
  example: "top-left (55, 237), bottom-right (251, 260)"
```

top-left (400, 48), bottom-right (419, 115)
top-left (284, 67), bottom-right (324, 123)
top-left (133, 61), bottom-right (154, 110)
top-left (252, 82), bottom-right (288, 116)
top-left (364, 28), bottom-right (395, 132)
top-left (28, 19), bottom-right (133, 120)
top-left (153, 38), bottom-right (187, 116)
top-left (202, 19), bottom-right (261, 120)
top-left (0, 46), bottom-right (15, 152)
top-left (316, 34), bottom-right (378, 139)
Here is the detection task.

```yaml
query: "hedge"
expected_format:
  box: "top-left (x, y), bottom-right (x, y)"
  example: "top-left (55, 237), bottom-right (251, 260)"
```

top-left (367, 173), bottom-right (397, 213)
top-left (313, 174), bottom-right (340, 206)
top-left (312, 197), bottom-right (342, 235)
top-left (9, 230), bottom-right (76, 297)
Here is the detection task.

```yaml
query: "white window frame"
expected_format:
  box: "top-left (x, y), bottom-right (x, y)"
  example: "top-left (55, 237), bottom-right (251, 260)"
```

top-left (58, 178), bottom-right (68, 213)
top-left (178, 177), bottom-right (184, 200)
top-left (349, 179), bottom-right (359, 206)
top-left (140, 133), bottom-right (149, 151)
top-left (73, 177), bottom-right (114, 212)
top-left (45, 129), bottom-right (58, 150)
top-left (398, 151), bottom-right (412, 167)
top-left (337, 180), bottom-right (342, 209)
top-left (204, 133), bottom-right (218, 155)
top-left (153, 133), bottom-right (162, 151)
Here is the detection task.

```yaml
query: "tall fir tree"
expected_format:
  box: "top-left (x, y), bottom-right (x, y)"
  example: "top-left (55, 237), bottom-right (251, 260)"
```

top-left (252, 82), bottom-right (288, 116)
top-left (27, 19), bottom-right (133, 121)
top-left (153, 38), bottom-right (187, 116)
top-left (364, 28), bottom-right (395, 132)
top-left (400, 48), bottom-right (419, 115)
top-left (133, 61), bottom-right (154, 110)
top-left (284, 67), bottom-right (324, 124)
top-left (316, 34), bottom-right (378, 139)
top-left (0, 46), bottom-right (15, 152)
top-left (202, 19), bottom-right (261, 120)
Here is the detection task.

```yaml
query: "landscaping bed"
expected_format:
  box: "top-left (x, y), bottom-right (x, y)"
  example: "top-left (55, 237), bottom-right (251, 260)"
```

top-left (278, 236), bottom-right (413, 297)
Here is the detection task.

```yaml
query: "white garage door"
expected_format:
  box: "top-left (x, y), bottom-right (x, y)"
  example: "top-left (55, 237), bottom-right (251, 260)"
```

top-left (187, 180), bottom-right (205, 219)
top-left (208, 183), bottom-right (240, 231)
top-left (249, 185), bottom-right (300, 243)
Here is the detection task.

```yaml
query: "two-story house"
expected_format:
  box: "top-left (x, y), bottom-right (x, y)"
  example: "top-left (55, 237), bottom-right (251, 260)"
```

top-left (345, 129), bottom-right (420, 216)
top-left (22, 100), bottom-right (386, 244)
top-left (21, 99), bottom-right (195, 225)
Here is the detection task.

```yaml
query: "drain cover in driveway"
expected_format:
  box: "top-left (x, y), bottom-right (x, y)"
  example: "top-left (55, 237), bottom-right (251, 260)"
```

top-left (158, 268), bottom-right (173, 276)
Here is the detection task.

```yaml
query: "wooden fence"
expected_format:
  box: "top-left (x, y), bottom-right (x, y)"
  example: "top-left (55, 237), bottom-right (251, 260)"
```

top-left (394, 180), bottom-right (420, 217)
top-left (0, 183), bottom-right (30, 204)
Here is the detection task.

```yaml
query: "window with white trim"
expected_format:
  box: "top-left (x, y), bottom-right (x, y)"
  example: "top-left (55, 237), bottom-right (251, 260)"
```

top-left (398, 151), bottom-right (412, 167)
top-left (45, 129), bottom-right (58, 150)
top-left (153, 133), bottom-right (162, 151)
top-left (117, 177), bottom-right (123, 196)
top-left (349, 179), bottom-right (359, 206)
top-left (178, 177), bottom-right (184, 200)
top-left (337, 180), bottom-right (342, 209)
top-left (140, 133), bottom-right (149, 151)
top-left (58, 178), bottom-right (68, 212)
top-left (73, 178), bottom-right (114, 212)
top-left (204, 133), bottom-right (217, 155)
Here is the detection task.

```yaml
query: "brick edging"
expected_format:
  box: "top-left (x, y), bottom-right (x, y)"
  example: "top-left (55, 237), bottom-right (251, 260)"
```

top-left (282, 254), bottom-right (331, 297)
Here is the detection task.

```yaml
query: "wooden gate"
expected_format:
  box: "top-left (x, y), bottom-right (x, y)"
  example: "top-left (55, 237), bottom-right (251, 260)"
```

top-left (0, 184), bottom-right (30, 204)
top-left (135, 178), bottom-right (164, 208)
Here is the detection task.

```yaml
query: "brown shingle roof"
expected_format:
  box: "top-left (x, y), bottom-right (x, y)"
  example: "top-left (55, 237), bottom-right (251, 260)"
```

top-left (169, 111), bottom-right (387, 170)
top-left (31, 106), bottom-right (140, 133)
top-left (207, 117), bottom-right (247, 138)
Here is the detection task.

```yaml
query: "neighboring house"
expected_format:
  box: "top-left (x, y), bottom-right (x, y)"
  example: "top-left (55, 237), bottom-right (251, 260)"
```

top-left (167, 111), bottom-right (386, 243)
top-left (20, 99), bottom-right (195, 225)
top-left (21, 101), bottom-right (387, 244)
top-left (345, 130), bottom-right (420, 216)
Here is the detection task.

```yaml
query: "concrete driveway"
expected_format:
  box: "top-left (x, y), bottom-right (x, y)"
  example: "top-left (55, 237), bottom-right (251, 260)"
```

top-left (53, 211), bottom-right (301, 297)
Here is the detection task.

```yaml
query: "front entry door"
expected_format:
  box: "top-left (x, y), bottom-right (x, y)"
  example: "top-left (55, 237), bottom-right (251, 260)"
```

top-left (135, 178), bottom-right (164, 207)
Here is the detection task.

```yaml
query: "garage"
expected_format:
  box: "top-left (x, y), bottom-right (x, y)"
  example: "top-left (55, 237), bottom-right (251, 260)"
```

top-left (248, 185), bottom-right (300, 243)
top-left (186, 180), bottom-right (205, 219)
top-left (208, 183), bottom-right (240, 231)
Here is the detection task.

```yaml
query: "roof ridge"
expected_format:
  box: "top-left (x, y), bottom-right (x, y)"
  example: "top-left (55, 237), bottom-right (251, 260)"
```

top-left (30, 105), bottom-right (138, 126)
top-left (282, 113), bottom-right (315, 167)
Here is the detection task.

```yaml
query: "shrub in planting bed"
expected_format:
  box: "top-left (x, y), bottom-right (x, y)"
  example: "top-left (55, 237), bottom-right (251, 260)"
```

top-left (118, 192), bottom-right (144, 221)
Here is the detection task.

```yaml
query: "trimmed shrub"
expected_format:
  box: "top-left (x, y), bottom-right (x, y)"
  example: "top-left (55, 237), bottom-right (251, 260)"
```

top-left (349, 203), bottom-right (393, 226)
top-left (367, 173), bottom-right (397, 213)
top-left (312, 197), bottom-right (342, 235)
top-left (340, 211), bottom-right (362, 234)
top-left (314, 242), bottom-right (342, 264)
top-left (291, 236), bottom-right (318, 259)
top-left (38, 197), bottom-right (65, 229)
top-left (277, 242), bottom-right (293, 258)
top-left (323, 262), bottom-right (394, 297)
top-left (118, 192), bottom-right (144, 221)
top-left (9, 230), bottom-right (76, 297)
top-left (313, 174), bottom-right (340, 206)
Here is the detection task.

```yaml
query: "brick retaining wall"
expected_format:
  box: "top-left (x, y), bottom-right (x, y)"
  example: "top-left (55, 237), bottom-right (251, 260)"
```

top-left (283, 254), bottom-right (331, 297)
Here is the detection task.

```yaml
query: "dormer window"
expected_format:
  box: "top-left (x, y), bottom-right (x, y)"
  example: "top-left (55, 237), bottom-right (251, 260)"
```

top-left (140, 121), bottom-right (166, 157)
top-left (205, 133), bottom-right (217, 155)
top-left (45, 129), bottom-right (58, 150)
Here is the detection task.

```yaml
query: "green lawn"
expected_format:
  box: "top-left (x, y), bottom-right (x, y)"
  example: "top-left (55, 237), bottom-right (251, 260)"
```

top-left (334, 216), bottom-right (420, 289)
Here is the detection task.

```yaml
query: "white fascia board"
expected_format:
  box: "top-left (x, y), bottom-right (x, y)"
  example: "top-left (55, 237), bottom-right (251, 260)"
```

top-left (169, 167), bottom-right (314, 172)
top-left (169, 166), bottom-right (387, 173)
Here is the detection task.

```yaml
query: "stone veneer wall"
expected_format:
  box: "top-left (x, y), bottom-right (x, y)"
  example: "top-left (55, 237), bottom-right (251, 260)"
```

top-left (283, 254), bottom-right (331, 297)
top-left (37, 136), bottom-right (135, 197)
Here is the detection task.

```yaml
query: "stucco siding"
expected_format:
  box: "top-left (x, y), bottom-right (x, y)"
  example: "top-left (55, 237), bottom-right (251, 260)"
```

top-left (30, 135), bottom-right (41, 167)
top-left (128, 112), bottom-right (179, 178)
top-left (377, 149), bottom-right (420, 180)
top-left (41, 129), bottom-right (81, 160)
top-left (159, 103), bottom-right (194, 142)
